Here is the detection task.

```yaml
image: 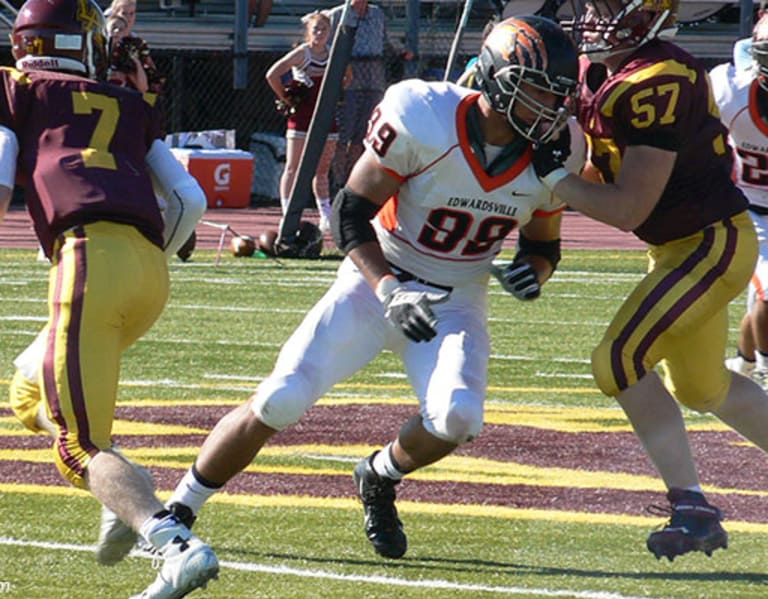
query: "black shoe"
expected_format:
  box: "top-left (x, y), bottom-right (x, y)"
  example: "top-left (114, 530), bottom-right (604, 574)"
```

top-left (646, 488), bottom-right (728, 561)
top-left (176, 231), bottom-right (196, 262)
top-left (169, 502), bottom-right (197, 530)
top-left (353, 453), bottom-right (407, 559)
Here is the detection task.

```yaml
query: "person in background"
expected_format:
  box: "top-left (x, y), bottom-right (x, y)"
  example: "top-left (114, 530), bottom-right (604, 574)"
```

top-left (106, 0), bottom-right (137, 33)
top-left (107, 14), bottom-right (149, 92)
top-left (713, 16), bottom-right (768, 386)
top-left (266, 10), bottom-right (350, 234)
top-left (535, 0), bottom-right (768, 563)
top-left (325, 0), bottom-right (411, 194)
top-left (106, 0), bottom-right (164, 94)
top-left (1, 0), bottom-right (216, 596)
top-left (157, 15), bottom-right (581, 562)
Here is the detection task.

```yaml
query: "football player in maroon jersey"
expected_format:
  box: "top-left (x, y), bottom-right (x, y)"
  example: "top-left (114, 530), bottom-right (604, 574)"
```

top-left (0, 0), bottom-right (217, 596)
top-left (533, 0), bottom-right (768, 562)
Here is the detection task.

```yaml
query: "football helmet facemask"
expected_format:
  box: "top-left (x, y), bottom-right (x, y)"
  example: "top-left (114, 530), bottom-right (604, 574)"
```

top-left (563, 0), bottom-right (679, 60)
top-left (12, 0), bottom-right (108, 79)
top-left (752, 14), bottom-right (768, 92)
top-left (474, 16), bottom-right (579, 144)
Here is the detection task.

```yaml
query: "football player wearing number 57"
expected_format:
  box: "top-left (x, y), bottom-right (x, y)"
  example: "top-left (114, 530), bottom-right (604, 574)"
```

top-left (0, 0), bottom-right (218, 596)
top-left (163, 16), bottom-right (581, 560)
top-left (534, 0), bottom-right (768, 562)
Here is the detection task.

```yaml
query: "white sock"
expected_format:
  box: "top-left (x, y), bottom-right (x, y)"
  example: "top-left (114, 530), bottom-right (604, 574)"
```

top-left (166, 466), bottom-right (222, 516)
top-left (280, 197), bottom-right (290, 214)
top-left (683, 484), bottom-right (703, 494)
top-left (371, 443), bottom-right (406, 480)
top-left (317, 198), bottom-right (331, 219)
top-left (756, 351), bottom-right (768, 371)
top-left (139, 513), bottom-right (187, 550)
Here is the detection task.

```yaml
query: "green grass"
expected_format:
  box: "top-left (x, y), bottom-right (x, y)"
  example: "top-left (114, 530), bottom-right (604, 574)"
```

top-left (0, 247), bottom-right (763, 599)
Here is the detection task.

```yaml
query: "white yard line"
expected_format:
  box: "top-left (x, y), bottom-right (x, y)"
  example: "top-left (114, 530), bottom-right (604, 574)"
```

top-left (0, 536), bottom-right (666, 599)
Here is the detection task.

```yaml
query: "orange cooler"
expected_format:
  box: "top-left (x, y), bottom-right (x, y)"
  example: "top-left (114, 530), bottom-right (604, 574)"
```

top-left (170, 148), bottom-right (255, 209)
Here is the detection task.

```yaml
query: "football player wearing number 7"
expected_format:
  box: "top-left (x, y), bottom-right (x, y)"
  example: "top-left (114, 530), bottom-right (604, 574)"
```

top-left (0, 0), bottom-right (218, 596)
top-left (162, 16), bottom-right (581, 559)
top-left (534, 0), bottom-right (768, 562)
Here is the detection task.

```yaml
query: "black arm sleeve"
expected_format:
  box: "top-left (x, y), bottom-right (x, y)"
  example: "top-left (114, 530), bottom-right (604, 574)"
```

top-left (514, 231), bottom-right (562, 271)
top-left (331, 187), bottom-right (382, 254)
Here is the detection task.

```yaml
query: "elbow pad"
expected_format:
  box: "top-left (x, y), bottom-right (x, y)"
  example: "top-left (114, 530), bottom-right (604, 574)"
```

top-left (161, 178), bottom-right (207, 257)
top-left (331, 187), bottom-right (381, 253)
top-left (0, 125), bottom-right (19, 189)
top-left (145, 139), bottom-right (207, 256)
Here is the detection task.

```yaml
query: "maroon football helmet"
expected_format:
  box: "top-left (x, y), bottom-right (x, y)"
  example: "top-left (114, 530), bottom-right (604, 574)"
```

top-left (12, 0), bottom-right (108, 79)
top-left (563, 0), bottom-right (679, 60)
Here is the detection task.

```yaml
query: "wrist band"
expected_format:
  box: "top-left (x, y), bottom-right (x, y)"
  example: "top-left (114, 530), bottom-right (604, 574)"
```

top-left (375, 275), bottom-right (399, 302)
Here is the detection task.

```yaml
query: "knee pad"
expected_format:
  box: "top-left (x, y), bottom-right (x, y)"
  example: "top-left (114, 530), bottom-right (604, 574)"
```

top-left (9, 370), bottom-right (46, 434)
top-left (422, 389), bottom-right (484, 444)
top-left (251, 372), bottom-right (317, 431)
top-left (666, 371), bottom-right (730, 413)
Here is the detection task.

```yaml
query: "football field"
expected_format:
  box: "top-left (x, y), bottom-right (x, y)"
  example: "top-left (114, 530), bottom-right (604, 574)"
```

top-left (2, 244), bottom-right (768, 599)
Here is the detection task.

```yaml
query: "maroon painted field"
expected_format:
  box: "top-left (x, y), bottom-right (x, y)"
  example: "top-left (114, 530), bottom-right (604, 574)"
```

top-left (10, 204), bottom-right (760, 530)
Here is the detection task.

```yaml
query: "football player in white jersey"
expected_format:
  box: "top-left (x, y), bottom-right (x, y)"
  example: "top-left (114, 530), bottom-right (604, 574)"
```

top-left (712, 14), bottom-right (768, 384)
top-left (162, 15), bottom-right (580, 559)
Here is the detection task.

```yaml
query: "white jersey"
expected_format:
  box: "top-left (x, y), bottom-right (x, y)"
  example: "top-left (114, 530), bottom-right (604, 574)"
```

top-left (365, 80), bottom-right (564, 288)
top-left (710, 62), bottom-right (768, 209)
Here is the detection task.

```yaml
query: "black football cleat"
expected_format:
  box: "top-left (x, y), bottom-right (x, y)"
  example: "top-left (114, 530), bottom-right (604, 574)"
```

top-left (646, 488), bottom-right (728, 561)
top-left (353, 453), bottom-right (408, 559)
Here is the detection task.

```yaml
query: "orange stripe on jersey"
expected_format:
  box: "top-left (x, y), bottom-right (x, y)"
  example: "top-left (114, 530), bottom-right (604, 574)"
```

top-left (377, 195), bottom-right (399, 231)
top-left (533, 204), bottom-right (567, 218)
top-left (749, 80), bottom-right (768, 137)
top-left (380, 164), bottom-right (406, 183)
top-left (456, 94), bottom-right (532, 192)
top-left (753, 271), bottom-right (766, 302)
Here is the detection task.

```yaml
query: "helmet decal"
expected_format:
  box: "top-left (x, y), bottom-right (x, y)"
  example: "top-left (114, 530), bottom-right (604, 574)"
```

top-left (475, 16), bottom-right (578, 143)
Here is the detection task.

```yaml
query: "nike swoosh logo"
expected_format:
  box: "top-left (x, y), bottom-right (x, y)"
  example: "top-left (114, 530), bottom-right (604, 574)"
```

top-left (511, 191), bottom-right (531, 197)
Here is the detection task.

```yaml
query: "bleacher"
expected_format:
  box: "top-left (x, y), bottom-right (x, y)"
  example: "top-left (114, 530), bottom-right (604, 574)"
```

top-left (125, 0), bottom-right (337, 51)
top-left (121, 0), bottom-right (498, 55)
top-left (125, 0), bottom-right (755, 60)
top-left (0, 0), bottom-right (752, 60)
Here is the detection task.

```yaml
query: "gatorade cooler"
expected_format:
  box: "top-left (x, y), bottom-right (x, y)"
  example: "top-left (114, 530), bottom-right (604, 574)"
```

top-left (170, 148), bottom-right (255, 209)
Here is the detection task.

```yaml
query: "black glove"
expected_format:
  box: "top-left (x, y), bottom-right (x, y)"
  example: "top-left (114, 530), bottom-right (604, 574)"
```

top-left (532, 126), bottom-right (571, 187)
top-left (490, 261), bottom-right (541, 301)
top-left (378, 280), bottom-right (449, 342)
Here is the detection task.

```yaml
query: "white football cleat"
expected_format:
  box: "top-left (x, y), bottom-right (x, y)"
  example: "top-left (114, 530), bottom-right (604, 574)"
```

top-left (725, 355), bottom-right (756, 377)
top-left (130, 533), bottom-right (219, 599)
top-left (753, 368), bottom-right (768, 391)
top-left (96, 463), bottom-right (155, 566)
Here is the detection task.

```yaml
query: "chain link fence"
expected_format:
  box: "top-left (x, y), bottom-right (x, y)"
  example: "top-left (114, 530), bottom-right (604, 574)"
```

top-left (142, 1), bottom-right (498, 203)
top-left (0, 1), bottom-right (502, 205)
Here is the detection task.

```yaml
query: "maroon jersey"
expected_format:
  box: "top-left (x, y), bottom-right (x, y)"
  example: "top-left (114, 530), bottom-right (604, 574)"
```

top-left (0, 66), bottom-right (164, 256)
top-left (577, 40), bottom-right (748, 245)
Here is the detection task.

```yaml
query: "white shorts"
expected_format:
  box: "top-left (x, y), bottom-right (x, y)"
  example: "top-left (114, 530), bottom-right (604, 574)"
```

top-left (747, 209), bottom-right (768, 313)
top-left (251, 257), bottom-right (490, 443)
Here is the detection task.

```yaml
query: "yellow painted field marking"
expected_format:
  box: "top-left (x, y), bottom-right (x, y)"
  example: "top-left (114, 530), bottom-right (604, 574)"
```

top-left (2, 443), bottom-right (762, 498)
top-left (2, 482), bottom-right (768, 534)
